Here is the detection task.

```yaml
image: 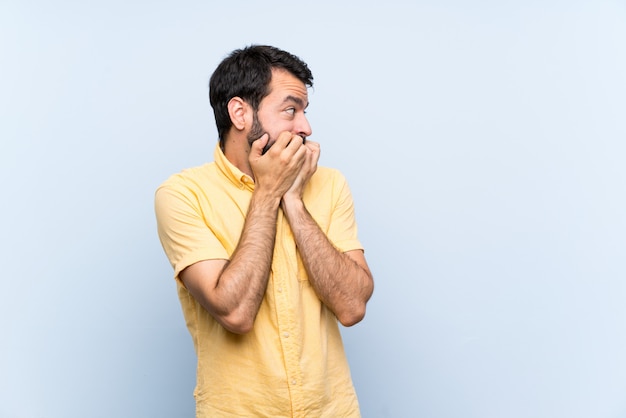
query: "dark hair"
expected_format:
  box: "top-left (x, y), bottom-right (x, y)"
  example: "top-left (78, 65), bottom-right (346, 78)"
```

top-left (209, 45), bottom-right (314, 145)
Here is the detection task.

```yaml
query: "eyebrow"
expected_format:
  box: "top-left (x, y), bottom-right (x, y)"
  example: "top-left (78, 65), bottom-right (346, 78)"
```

top-left (282, 95), bottom-right (309, 109)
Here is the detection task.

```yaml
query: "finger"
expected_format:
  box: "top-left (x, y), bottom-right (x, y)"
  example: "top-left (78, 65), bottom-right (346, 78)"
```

top-left (274, 131), bottom-right (296, 149)
top-left (250, 133), bottom-right (269, 157)
top-left (307, 147), bottom-right (318, 170)
top-left (305, 140), bottom-right (320, 162)
top-left (304, 140), bottom-right (319, 149)
top-left (305, 140), bottom-right (320, 155)
top-left (284, 134), bottom-right (305, 153)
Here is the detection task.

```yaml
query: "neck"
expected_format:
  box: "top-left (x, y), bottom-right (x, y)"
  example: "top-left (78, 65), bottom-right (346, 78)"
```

top-left (223, 135), bottom-right (254, 178)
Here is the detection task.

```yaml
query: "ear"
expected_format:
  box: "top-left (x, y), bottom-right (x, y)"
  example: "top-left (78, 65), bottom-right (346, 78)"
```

top-left (227, 97), bottom-right (249, 131)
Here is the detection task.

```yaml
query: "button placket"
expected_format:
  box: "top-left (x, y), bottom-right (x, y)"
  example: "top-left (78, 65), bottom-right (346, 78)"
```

top-left (274, 211), bottom-right (304, 408)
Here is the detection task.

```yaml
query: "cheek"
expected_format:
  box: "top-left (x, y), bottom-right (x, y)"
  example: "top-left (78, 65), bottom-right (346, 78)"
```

top-left (257, 108), bottom-right (297, 136)
top-left (264, 118), bottom-right (293, 138)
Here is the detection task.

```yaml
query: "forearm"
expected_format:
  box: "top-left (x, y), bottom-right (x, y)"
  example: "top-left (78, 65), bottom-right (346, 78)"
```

top-left (205, 191), bottom-right (281, 332)
top-left (281, 197), bottom-right (374, 326)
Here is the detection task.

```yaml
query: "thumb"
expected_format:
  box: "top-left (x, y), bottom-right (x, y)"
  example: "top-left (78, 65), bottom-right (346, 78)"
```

top-left (250, 133), bottom-right (269, 157)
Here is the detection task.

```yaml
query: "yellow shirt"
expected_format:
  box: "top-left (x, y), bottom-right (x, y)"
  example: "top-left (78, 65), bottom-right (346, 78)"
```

top-left (155, 144), bottom-right (363, 417)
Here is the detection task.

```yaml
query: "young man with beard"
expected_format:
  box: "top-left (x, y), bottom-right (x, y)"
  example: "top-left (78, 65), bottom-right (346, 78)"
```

top-left (155, 45), bottom-right (374, 417)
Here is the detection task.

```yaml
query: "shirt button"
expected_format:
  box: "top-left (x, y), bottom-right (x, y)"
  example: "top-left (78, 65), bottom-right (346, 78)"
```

top-left (291, 379), bottom-right (297, 385)
top-left (283, 332), bottom-right (290, 338)
top-left (277, 287), bottom-right (283, 293)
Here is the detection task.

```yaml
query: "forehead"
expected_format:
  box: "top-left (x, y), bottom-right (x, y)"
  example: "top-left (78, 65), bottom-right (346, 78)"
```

top-left (265, 68), bottom-right (309, 103)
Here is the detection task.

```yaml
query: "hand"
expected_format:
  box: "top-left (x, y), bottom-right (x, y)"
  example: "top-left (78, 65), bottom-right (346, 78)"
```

top-left (282, 140), bottom-right (320, 203)
top-left (249, 132), bottom-right (308, 199)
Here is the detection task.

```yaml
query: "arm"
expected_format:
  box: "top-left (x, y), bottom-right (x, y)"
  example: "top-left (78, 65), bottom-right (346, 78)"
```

top-left (180, 191), bottom-right (280, 334)
top-left (281, 142), bottom-right (374, 326)
top-left (181, 134), bottom-right (307, 334)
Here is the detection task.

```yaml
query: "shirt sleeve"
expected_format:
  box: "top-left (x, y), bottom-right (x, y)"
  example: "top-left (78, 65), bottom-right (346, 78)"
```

top-left (154, 182), bottom-right (229, 282)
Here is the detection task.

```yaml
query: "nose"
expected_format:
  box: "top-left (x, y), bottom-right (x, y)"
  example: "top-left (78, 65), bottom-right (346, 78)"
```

top-left (295, 113), bottom-right (312, 138)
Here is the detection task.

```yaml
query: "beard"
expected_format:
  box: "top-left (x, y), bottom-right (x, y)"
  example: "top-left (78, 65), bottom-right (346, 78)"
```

top-left (246, 111), bottom-right (306, 154)
top-left (247, 112), bottom-right (275, 155)
top-left (247, 111), bottom-right (266, 148)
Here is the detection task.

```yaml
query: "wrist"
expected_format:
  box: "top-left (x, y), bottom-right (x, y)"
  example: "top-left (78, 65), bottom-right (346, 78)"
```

top-left (251, 188), bottom-right (282, 213)
top-left (281, 194), bottom-right (304, 216)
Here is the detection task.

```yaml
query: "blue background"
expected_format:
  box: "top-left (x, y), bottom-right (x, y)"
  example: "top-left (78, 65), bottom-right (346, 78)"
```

top-left (1, 1), bottom-right (625, 417)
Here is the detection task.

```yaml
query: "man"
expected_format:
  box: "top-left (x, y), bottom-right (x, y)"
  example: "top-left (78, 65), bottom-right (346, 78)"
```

top-left (155, 45), bottom-right (374, 417)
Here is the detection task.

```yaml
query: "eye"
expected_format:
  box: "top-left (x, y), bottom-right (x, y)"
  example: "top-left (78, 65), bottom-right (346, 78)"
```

top-left (285, 107), bottom-right (296, 116)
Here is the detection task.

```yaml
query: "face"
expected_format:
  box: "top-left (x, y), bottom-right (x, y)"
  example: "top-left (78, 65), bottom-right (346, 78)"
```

top-left (246, 69), bottom-right (312, 151)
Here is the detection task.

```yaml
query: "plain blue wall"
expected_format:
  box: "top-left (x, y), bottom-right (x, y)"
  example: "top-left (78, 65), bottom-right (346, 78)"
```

top-left (1, 1), bottom-right (625, 417)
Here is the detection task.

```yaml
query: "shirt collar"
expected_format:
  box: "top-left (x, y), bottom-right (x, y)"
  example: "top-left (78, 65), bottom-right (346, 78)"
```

top-left (213, 143), bottom-right (255, 191)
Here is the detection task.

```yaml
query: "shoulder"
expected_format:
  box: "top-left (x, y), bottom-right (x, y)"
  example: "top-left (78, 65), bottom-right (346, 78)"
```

top-left (154, 163), bottom-right (221, 210)
top-left (312, 166), bottom-right (346, 183)
top-left (304, 166), bottom-right (354, 208)
top-left (310, 166), bottom-right (350, 191)
top-left (157, 163), bottom-right (216, 193)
